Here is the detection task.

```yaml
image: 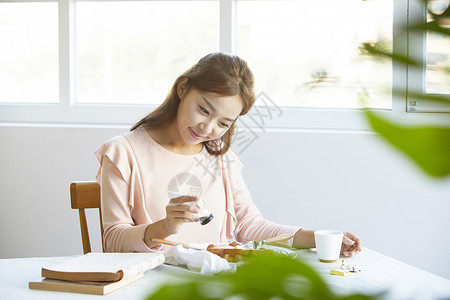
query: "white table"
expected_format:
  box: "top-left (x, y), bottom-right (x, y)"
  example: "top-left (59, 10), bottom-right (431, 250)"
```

top-left (1, 248), bottom-right (449, 300)
top-left (296, 248), bottom-right (450, 300)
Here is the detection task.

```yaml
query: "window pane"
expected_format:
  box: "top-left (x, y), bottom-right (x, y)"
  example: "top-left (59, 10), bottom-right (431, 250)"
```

top-left (76, 1), bottom-right (219, 104)
top-left (237, 0), bottom-right (393, 109)
top-left (0, 3), bottom-right (58, 103)
top-left (426, 0), bottom-right (450, 94)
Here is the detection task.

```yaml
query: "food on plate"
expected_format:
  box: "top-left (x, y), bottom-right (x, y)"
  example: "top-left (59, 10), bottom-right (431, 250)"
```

top-left (206, 242), bottom-right (273, 262)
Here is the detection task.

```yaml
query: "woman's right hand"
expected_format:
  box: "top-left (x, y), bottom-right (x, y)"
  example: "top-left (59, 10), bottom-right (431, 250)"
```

top-left (162, 196), bottom-right (200, 235)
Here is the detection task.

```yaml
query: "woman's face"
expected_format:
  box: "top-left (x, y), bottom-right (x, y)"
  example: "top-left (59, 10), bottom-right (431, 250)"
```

top-left (176, 85), bottom-right (243, 146)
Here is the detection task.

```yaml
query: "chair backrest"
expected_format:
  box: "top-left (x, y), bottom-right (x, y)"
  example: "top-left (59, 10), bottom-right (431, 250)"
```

top-left (70, 181), bottom-right (104, 254)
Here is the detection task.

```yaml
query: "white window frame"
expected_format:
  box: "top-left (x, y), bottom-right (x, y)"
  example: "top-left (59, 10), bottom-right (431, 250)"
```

top-left (0, 0), bottom-right (447, 130)
top-left (407, 0), bottom-right (450, 113)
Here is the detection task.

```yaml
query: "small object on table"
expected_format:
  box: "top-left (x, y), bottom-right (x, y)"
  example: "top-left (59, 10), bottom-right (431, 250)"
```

top-left (340, 259), bottom-right (362, 273)
top-left (332, 259), bottom-right (351, 276)
top-left (340, 259), bottom-right (345, 270)
top-left (335, 260), bottom-right (361, 275)
top-left (330, 268), bottom-right (351, 276)
top-left (346, 264), bottom-right (362, 273)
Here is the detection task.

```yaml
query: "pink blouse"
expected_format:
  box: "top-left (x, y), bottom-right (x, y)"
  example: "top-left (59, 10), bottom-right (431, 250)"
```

top-left (95, 128), bottom-right (300, 252)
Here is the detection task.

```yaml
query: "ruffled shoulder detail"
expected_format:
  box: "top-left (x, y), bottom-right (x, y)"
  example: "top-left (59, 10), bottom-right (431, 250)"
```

top-left (94, 133), bottom-right (135, 186)
top-left (94, 130), bottom-right (149, 210)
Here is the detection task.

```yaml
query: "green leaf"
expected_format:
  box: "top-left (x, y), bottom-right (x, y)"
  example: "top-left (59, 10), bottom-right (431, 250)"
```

top-left (411, 0), bottom-right (450, 35)
top-left (146, 255), bottom-right (383, 300)
top-left (366, 111), bottom-right (450, 178)
top-left (359, 43), bottom-right (418, 66)
top-left (410, 20), bottom-right (450, 36)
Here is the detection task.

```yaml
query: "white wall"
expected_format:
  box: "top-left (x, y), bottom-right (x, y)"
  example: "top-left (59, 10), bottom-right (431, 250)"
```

top-left (1, 124), bottom-right (449, 280)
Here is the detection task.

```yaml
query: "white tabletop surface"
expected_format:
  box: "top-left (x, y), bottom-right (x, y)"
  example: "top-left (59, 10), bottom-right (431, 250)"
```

top-left (1, 247), bottom-right (449, 300)
top-left (296, 248), bottom-right (450, 300)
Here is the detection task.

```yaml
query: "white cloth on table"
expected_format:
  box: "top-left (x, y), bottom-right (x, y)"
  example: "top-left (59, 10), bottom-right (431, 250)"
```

top-left (162, 245), bottom-right (230, 274)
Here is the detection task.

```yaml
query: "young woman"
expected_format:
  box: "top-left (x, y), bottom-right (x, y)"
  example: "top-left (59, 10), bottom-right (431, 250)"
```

top-left (95, 52), bottom-right (362, 256)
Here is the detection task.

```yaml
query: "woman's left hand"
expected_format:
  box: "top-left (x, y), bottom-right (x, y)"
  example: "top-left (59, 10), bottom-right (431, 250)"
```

top-left (341, 231), bottom-right (362, 257)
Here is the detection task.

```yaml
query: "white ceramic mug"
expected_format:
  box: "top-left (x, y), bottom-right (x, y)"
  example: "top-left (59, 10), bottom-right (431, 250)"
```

top-left (314, 230), bottom-right (343, 263)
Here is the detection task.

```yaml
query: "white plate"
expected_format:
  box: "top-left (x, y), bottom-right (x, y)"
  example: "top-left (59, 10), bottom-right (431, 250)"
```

top-left (188, 242), bottom-right (298, 259)
top-left (260, 244), bottom-right (297, 258)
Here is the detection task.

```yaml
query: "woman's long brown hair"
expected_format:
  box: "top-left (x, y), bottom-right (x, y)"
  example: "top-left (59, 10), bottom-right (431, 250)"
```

top-left (131, 52), bottom-right (255, 156)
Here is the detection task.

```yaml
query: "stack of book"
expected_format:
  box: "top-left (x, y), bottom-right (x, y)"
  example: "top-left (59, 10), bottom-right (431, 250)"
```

top-left (29, 252), bottom-right (165, 295)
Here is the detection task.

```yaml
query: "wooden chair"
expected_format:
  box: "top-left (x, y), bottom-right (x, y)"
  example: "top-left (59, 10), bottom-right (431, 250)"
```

top-left (70, 181), bottom-right (104, 254)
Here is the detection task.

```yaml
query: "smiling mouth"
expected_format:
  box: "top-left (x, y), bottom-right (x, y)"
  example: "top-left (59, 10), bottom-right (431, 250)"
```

top-left (189, 128), bottom-right (204, 140)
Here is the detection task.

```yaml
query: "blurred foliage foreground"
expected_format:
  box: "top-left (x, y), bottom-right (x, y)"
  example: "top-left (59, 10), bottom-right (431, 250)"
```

top-left (146, 254), bottom-right (382, 300)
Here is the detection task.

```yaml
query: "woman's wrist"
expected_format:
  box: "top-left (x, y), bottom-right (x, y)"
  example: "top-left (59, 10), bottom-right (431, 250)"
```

top-left (144, 219), bottom-right (170, 247)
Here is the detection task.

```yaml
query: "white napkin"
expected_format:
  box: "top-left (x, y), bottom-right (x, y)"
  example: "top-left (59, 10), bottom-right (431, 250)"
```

top-left (162, 245), bottom-right (231, 274)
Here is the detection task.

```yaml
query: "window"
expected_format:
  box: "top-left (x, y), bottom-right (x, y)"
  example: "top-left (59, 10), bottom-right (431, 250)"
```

top-left (426, 0), bottom-right (450, 94)
top-left (407, 0), bottom-right (450, 112)
top-left (0, 0), bottom-right (447, 127)
top-left (237, 0), bottom-right (393, 109)
top-left (0, 2), bottom-right (58, 103)
top-left (76, 1), bottom-right (219, 104)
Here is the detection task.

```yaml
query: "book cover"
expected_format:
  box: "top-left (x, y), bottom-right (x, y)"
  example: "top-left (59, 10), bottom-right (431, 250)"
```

top-left (29, 272), bottom-right (144, 295)
top-left (41, 252), bottom-right (165, 282)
